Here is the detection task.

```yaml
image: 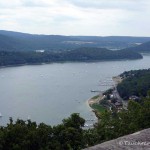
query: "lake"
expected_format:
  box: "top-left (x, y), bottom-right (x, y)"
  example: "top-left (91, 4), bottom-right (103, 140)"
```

top-left (0, 54), bottom-right (150, 126)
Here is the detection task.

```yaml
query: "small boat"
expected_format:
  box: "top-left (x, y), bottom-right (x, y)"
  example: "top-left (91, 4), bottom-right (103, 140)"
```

top-left (91, 90), bottom-right (100, 92)
top-left (0, 113), bottom-right (2, 117)
top-left (84, 124), bottom-right (89, 127)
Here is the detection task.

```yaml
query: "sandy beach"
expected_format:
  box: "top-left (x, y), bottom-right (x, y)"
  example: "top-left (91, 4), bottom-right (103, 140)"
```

top-left (112, 76), bottom-right (123, 85)
top-left (88, 94), bottom-right (104, 107)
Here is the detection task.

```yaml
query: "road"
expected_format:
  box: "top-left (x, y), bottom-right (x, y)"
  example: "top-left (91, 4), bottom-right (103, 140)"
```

top-left (113, 85), bottom-right (128, 110)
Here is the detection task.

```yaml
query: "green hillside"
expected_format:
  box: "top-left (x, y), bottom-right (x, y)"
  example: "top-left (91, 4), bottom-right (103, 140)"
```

top-left (0, 47), bottom-right (142, 66)
top-left (117, 69), bottom-right (150, 99)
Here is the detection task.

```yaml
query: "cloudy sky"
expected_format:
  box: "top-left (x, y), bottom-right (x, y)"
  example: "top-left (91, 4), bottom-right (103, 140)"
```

top-left (0, 0), bottom-right (150, 36)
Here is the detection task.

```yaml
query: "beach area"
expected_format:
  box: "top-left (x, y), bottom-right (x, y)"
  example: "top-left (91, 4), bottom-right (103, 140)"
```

top-left (88, 94), bottom-right (104, 108)
top-left (87, 75), bottom-right (123, 114)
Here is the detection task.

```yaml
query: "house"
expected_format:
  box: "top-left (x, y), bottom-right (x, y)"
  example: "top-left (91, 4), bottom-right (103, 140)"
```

top-left (129, 95), bottom-right (140, 102)
top-left (115, 101), bottom-right (122, 108)
top-left (110, 94), bottom-right (114, 99)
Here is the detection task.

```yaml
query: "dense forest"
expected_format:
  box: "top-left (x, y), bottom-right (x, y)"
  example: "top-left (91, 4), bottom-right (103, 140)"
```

top-left (0, 98), bottom-right (150, 150)
top-left (117, 69), bottom-right (150, 99)
top-left (0, 47), bottom-right (142, 66)
top-left (1, 30), bottom-right (150, 51)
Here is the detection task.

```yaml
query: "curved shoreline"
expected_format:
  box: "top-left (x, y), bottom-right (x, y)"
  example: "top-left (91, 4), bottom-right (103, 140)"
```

top-left (88, 94), bottom-right (104, 107)
top-left (87, 75), bottom-right (123, 116)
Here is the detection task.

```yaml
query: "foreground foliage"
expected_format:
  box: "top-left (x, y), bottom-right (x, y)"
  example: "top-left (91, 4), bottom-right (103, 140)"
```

top-left (0, 113), bottom-right (85, 150)
top-left (0, 98), bottom-right (150, 150)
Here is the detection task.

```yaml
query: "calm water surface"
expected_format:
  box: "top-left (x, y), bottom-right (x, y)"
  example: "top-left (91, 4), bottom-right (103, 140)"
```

top-left (0, 54), bottom-right (150, 126)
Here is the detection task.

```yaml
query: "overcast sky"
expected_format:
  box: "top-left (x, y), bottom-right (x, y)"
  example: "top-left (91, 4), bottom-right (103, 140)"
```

top-left (0, 0), bottom-right (150, 36)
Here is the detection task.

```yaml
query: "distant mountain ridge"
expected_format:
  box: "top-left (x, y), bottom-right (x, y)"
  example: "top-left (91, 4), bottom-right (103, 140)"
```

top-left (1, 30), bottom-right (150, 51)
top-left (123, 41), bottom-right (150, 52)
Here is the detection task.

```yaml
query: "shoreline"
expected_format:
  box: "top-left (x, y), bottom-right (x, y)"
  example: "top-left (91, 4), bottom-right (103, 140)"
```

top-left (87, 93), bottom-right (105, 119)
top-left (87, 75), bottom-right (123, 116)
top-left (0, 55), bottom-right (144, 70)
top-left (112, 76), bottom-right (123, 85)
top-left (88, 94), bottom-right (104, 107)
top-left (0, 63), bottom-right (48, 69)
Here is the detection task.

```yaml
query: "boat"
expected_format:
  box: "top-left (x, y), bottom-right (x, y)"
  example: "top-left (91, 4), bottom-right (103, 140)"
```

top-left (84, 124), bottom-right (89, 127)
top-left (0, 113), bottom-right (2, 117)
top-left (91, 90), bottom-right (100, 92)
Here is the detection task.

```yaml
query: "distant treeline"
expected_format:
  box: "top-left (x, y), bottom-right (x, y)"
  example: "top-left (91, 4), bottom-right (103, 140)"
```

top-left (117, 69), bottom-right (150, 99)
top-left (0, 47), bottom-right (142, 66)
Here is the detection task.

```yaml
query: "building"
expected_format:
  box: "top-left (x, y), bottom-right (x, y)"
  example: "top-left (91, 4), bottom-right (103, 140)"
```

top-left (129, 95), bottom-right (140, 102)
top-left (35, 50), bottom-right (45, 53)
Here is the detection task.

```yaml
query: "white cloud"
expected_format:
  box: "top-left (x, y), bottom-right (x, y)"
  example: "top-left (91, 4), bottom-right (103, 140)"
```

top-left (0, 0), bottom-right (150, 36)
top-left (65, 0), bottom-right (148, 11)
top-left (21, 0), bottom-right (58, 7)
top-left (0, 0), bottom-right (22, 8)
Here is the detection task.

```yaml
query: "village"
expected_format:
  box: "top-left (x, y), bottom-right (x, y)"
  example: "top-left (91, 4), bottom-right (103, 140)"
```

top-left (89, 75), bottom-right (141, 114)
top-left (104, 75), bottom-right (141, 111)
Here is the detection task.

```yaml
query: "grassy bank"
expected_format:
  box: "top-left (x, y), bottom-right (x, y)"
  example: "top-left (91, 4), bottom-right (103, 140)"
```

top-left (90, 103), bottom-right (106, 113)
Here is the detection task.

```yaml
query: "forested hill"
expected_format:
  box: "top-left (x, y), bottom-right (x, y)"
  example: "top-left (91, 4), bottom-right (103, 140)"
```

top-left (0, 47), bottom-right (142, 66)
top-left (63, 47), bottom-right (143, 61)
top-left (117, 69), bottom-right (150, 99)
top-left (123, 41), bottom-right (150, 52)
top-left (1, 30), bottom-right (150, 51)
top-left (0, 32), bottom-right (78, 51)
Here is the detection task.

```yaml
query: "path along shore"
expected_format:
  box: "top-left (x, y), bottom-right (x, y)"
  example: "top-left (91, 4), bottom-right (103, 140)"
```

top-left (88, 75), bottom-right (123, 111)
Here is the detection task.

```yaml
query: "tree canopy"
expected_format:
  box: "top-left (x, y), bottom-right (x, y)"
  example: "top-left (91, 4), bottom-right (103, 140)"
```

top-left (117, 69), bottom-right (150, 99)
top-left (0, 47), bottom-right (142, 67)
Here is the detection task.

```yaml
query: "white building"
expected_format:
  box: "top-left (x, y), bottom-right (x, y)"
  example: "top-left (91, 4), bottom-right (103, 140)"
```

top-left (35, 50), bottom-right (45, 53)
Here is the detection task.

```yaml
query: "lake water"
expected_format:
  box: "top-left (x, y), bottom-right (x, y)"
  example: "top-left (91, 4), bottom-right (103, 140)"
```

top-left (0, 54), bottom-right (150, 126)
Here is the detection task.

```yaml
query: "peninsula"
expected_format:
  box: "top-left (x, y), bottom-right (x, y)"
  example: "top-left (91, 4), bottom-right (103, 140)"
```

top-left (0, 47), bottom-right (142, 67)
top-left (88, 68), bottom-right (150, 118)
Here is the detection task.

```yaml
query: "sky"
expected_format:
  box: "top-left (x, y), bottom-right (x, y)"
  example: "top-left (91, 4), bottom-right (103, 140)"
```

top-left (0, 0), bottom-right (150, 36)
